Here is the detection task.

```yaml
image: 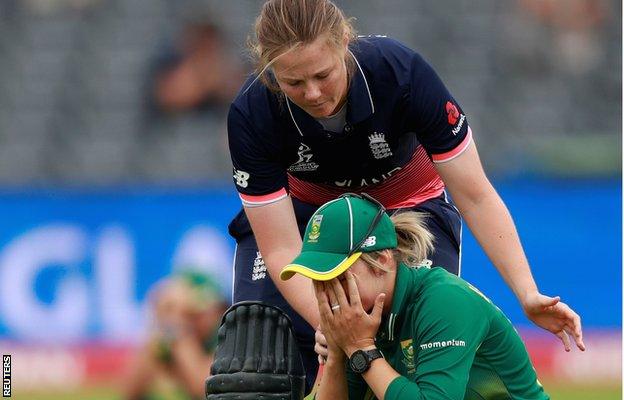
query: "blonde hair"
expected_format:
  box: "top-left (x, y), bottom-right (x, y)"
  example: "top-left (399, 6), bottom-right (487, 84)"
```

top-left (249, 0), bottom-right (357, 92)
top-left (360, 211), bottom-right (435, 270)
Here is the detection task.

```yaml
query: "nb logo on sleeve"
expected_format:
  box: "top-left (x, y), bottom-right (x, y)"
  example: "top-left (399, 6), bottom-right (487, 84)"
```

top-left (233, 169), bottom-right (250, 188)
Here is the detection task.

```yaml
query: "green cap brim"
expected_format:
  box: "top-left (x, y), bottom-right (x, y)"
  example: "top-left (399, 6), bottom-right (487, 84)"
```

top-left (280, 251), bottom-right (362, 281)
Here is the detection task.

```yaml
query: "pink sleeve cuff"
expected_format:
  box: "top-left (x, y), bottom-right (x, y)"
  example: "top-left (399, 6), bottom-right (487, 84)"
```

top-left (432, 127), bottom-right (473, 163)
top-left (240, 188), bottom-right (288, 207)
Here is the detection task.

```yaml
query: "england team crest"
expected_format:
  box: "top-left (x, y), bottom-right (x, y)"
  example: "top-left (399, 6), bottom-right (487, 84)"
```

top-left (368, 132), bottom-right (393, 159)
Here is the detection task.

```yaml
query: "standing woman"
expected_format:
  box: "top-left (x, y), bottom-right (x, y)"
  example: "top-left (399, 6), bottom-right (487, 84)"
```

top-left (227, 0), bottom-right (578, 388)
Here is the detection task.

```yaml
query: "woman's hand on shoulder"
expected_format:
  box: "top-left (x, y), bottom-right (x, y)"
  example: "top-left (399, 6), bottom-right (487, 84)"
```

top-left (522, 291), bottom-right (585, 352)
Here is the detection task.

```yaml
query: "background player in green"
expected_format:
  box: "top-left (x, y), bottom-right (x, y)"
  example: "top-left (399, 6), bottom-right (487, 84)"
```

top-left (280, 194), bottom-right (585, 400)
top-left (124, 271), bottom-right (228, 400)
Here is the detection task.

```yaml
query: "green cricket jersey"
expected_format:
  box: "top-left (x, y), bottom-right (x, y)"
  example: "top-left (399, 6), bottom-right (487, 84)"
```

top-left (346, 264), bottom-right (549, 400)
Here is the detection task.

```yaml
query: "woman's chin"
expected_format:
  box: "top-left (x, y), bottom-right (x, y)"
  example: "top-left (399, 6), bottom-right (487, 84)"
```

top-left (305, 102), bottom-right (334, 118)
top-left (307, 108), bottom-right (329, 118)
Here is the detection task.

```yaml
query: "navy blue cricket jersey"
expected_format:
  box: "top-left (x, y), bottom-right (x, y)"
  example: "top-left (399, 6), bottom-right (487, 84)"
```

top-left (228, 36), bottom-right (472, 209)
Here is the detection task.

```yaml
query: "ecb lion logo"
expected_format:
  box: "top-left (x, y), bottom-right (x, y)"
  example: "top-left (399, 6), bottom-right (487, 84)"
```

top-left (368, 132), bottom-right (392, 159)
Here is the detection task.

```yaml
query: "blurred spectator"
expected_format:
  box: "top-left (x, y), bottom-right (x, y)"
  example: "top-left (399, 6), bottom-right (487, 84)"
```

top-left (519, 0), bottom-right (606, 29)
top-left (137, 18), bottom-right (245, 181)
top-left (518, 0), bottom-right (609, 74)
top-left (124, 270), bottom-right (229, 400)
top-left (147, 20), bottom-right (244, 117)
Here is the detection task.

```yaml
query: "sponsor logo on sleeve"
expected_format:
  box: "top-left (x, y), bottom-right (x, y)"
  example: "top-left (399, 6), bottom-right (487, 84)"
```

top-left (445, 101), bottom-right (465, 135)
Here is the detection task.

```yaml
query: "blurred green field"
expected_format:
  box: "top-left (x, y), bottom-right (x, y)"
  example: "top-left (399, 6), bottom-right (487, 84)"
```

top-left (544, 382), bottom-right (621, 400)
top-left (11, 381), bottom-right (622, 400)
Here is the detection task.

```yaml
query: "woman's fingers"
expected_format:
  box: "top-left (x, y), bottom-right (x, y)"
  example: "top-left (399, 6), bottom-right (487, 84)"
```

top-left (315, 282), bottom-right (334, 321)
top-left (326, 281), bottom-right (341, 313)
top-left (330, 277), bottom-right (349, 306)
top-left (315, 328), bottom-right (328, 346)
top-left (554, 301), bottom-right (585, 351)
top-left (313, 281), bottom-right (326, 303)
top-left (315, 340), bottom-right (329, 359)
top-left (567, 309), bottom-right (583, 336)
top-left (371, 293), bottom-right (385, 322)
top-left (314, 325), bottom-right (328, 365)
top-left (541, 295), bottom-right (560, 309)
top-left (556, 329), bottom-right (572, 352)
top-left (564, 321), bottom-right (585, 351)
top-left (346, 271), bottom-right (362, 308)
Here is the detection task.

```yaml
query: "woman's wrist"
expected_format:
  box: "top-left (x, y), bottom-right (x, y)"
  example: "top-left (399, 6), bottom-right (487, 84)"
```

top-left (326, 351), bottom-right (346, 365)
top-left (325, 352), bottom-right (347, 368)
top-left (518, 287), bottom-right (540, 308)
top-left (344, 340), bottom-right (377, 358)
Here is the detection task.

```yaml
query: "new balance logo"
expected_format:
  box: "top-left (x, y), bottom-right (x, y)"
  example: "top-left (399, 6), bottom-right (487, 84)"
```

top-left (233, 169), bottom-right (250, 188)
top-left (361, 236), bottom-right (377, 248)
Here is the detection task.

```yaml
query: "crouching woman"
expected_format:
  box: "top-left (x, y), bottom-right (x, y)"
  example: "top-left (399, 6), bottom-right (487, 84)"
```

top-left (280, 194), bottom-right (584, 400)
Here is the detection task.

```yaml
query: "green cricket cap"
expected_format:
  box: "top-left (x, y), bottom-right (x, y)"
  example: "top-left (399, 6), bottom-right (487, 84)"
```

top-left (280, 194), bottom-right (397, 281)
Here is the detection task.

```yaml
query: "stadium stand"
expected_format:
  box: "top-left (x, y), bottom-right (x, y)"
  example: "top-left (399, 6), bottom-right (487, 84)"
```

top-left (0, 0), bottom-right (619, 184)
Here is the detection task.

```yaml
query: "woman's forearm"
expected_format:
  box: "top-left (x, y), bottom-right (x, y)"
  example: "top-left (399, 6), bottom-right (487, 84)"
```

top-left (455, 190), bottom-right (538, 303)
top-left (317, 357), bottom-right (349, 400)
top-left (436, 141), bottom-right (539, 306)
top-left (245, 198), bottom-right (320, 328)
top-left (264, 249), bottom-right (320, 327)
top-left (360, 357), bottom-right (401, 400)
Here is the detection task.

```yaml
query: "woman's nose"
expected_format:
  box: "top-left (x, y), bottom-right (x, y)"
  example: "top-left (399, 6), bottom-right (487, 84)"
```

top-left (304, 83), bottom-right (321, 102)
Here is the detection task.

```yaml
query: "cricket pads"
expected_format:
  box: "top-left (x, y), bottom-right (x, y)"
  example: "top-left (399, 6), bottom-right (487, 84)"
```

top-left (205, 301), bottom-right (305, 400)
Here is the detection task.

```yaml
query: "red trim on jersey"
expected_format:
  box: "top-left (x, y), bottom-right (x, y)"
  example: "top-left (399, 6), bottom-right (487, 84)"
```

top-left (432, 127), bottom-right (473, 163)
top-left (240, 188), bottom-right (288, 207)
top-left (288, 145), bottom-right (445, 208)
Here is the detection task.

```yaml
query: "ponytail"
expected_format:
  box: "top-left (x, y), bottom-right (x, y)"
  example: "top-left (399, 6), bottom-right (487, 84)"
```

top-left (360, 211), bottom-right (434, 270)
top-left (391, 211), bottom-right (434, 267)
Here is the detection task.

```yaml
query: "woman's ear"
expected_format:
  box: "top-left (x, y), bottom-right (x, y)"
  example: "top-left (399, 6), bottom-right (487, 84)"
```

top-left (377, 250), bottom-right (396, 271)
top-left (375, 249), bottom-right (387, 264)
